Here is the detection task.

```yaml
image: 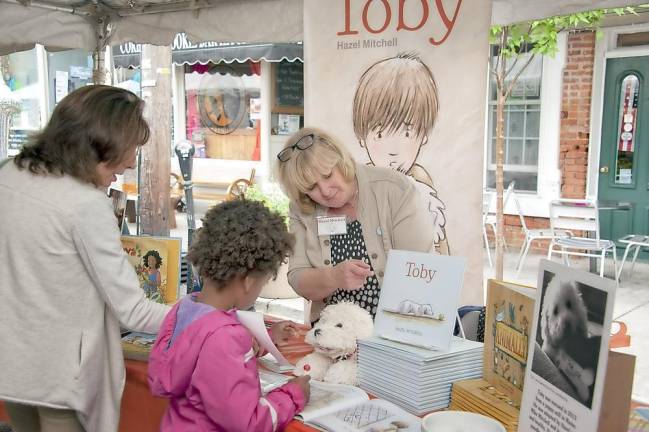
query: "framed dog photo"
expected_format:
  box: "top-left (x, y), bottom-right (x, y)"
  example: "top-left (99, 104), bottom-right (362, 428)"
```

top-left (519, 259), bottom-right (616, 432)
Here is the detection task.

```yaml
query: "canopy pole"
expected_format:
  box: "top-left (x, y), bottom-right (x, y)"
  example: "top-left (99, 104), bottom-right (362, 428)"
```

top-left (88, 11), bottom-right (113, 84)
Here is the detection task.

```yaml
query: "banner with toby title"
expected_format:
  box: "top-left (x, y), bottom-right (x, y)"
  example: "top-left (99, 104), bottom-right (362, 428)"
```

top-left (304, 0), bottom-right (491, 305)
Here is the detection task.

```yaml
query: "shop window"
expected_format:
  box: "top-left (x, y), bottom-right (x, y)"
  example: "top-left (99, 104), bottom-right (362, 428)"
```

top-left (1, 49), bottom-right (42, 154)
top-left (271, 60), bottom-right (304, 136)
top-left (486, 52), bottom-right (542, 193)
top-left (47, 49), bottom-right (94, 114)
top-left (184, 62), bottom-right (261, 161)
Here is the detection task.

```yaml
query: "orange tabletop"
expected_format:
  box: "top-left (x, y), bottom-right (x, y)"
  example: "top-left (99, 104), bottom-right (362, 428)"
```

top-left (0, 324), bottom-right (317, 432)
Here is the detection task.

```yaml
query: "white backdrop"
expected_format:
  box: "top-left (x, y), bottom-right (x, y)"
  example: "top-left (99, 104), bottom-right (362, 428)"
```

top-left (304, 0), bottom-right (491, 306)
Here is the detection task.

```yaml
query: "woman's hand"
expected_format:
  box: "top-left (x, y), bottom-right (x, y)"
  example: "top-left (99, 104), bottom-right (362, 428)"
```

top-left (270, 321), bottom-right (304, 346)
top-left (332, 259), bottom-right (374, 290)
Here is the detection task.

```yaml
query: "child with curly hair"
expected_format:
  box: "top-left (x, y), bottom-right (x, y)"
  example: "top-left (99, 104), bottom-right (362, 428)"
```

top-left (148, 199), bottom-right (310, 431)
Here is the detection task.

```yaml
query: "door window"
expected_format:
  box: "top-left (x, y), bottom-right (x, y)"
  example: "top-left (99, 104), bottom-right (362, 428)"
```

top-left (613, 74), bottom-right (640, 185)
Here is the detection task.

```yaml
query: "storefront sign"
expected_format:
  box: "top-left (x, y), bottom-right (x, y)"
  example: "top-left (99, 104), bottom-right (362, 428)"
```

top-left (112, 33), bottom-right (303, 68)
top-left (304, 0), bottom-right (491, 305)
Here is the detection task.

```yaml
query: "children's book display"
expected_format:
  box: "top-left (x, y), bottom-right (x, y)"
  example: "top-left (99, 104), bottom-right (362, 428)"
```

top-left (354, 251), bottom-right (483, 416)
top-left (449, 279), bottom-right (536, 432)
top-left (120, 235), bottom-right (182, 360)
top-left (297, 381), bottom-right (421, 432)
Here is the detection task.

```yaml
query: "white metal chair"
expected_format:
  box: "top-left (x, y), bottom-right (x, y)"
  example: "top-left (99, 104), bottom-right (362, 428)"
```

top-left (547, 199), bottom-right (619, 284)
top-left (617, 234), bottom-right (649, 280)
top-left (513, 192), bottom-right (556, 277)
top-left (483, 181), bottom-right (516, 267)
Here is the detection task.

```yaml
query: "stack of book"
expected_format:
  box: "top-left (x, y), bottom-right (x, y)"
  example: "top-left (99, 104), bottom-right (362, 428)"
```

top-left (449, 378), bottom-right (519, 432)
top-left (357, 336), bottom-right (484, 415)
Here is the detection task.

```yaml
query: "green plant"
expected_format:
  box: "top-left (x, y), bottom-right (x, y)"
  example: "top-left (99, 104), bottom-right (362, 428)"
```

top-left (245, 183), bottom-right (290, 224)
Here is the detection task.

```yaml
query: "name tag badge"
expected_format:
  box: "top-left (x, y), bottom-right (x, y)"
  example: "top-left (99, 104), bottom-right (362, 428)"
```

top-left (317, 216), bottom-right (347, 236)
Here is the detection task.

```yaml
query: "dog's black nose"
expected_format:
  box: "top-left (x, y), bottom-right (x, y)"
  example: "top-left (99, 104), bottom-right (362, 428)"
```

top-left (314, 329), bottom-right (321, 337)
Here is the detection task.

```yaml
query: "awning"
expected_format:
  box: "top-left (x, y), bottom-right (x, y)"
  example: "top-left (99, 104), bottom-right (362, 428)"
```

top-left (112, 33), bottom-right (303, 69)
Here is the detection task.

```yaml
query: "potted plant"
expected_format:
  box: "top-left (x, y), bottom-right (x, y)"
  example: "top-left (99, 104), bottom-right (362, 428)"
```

top-left (245, 183), bottom-right (299, 299)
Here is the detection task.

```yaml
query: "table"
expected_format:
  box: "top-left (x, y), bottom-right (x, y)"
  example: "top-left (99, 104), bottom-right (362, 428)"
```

top-left (0, 328), bottom-right (317, 432)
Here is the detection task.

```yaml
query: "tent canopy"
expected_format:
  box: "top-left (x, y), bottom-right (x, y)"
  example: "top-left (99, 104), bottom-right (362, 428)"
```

top-left (0, 0), bottom-right (643, 55)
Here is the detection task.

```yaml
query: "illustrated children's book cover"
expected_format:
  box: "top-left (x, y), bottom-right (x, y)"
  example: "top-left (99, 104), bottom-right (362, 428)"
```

top-left (483, 279), bottom-right (536, 407)
top-left (374, 250), bottom-right (466, 350)
top-left (120, 235), bottom-right (182, 304)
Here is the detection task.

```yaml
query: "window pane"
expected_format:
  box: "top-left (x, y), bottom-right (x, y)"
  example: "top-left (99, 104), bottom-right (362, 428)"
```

top-left (3, 49), bottom-right (42, 155)
top-left (185, 62), bottom-right (261, 161)
top-left (487, 170), bottom-right (538, 192)
top-left (614, 74), bottom-right (639, 185)
top-left (487, 50), bottom-right (543, 193)
top-left (508, 110), bottom-right (524, 137)
top-left (525, 139), bottom-right (539, 165)
top-left (47, 49), bottom-right (94, 114)
top-left (525, 109), bottom-right (540, 136)
top-left (507, 139), bottom-right (524, 165)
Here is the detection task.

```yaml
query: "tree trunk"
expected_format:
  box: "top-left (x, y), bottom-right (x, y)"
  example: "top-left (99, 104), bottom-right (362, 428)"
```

top-left (139, 45), bottom-right (172, 236)
top-left (495, 89), bottom-right (505, 280)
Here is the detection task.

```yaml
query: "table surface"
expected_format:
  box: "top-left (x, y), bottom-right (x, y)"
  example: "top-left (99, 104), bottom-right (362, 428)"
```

top-left (0, 324), bottom-right (317, 432)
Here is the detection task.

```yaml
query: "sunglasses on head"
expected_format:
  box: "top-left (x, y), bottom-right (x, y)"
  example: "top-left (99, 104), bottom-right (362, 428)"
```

top-left (277, 133), bottom-right (315, 162)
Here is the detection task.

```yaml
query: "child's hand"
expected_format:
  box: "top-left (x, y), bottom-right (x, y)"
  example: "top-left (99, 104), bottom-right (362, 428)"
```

top-left (289, 375), bottom-right (311, 403)
top-left (270, 321), bottom-right (303, 346)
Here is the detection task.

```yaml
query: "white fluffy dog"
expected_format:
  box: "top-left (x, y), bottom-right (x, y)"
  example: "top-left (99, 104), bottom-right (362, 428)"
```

top-left (540, 276), bottom-right (594, 402)
top-left (293, 302), bottom-right (374, 385)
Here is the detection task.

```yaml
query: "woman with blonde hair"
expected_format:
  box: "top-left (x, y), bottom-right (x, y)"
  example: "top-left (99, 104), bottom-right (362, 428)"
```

top-left (277, 127), bottom-right (436, 323)
top-left (0, 85), bottom-right (169, 432)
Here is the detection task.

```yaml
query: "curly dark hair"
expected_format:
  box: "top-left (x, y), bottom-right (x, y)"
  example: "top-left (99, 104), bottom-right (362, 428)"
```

top-left (143, 250), bottom-right (163, 269)
top-left (188, 199), bottom-right (294, 288)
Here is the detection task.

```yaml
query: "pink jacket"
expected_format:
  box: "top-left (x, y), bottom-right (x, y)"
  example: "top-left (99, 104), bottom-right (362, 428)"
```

top-left (148, 298), bottom-right (306, 431)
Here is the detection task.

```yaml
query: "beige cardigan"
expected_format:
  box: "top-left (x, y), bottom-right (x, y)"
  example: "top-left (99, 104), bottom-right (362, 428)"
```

top-left (287, 164), bottom-right (436, 322)
top-left (0, 162), bottom-right (169, 432)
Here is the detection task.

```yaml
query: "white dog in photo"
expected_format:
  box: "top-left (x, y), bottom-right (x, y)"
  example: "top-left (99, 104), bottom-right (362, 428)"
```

top-left (540, 277), bottom-right (594, 402)
top-left (293, 302), bottom-right (374, 385)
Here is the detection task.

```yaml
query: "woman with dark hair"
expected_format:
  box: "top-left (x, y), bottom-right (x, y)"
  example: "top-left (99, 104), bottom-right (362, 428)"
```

top-left (0, 85), bottom-right (170, 432)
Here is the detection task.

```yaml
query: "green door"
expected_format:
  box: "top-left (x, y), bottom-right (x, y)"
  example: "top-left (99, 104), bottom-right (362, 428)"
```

top-left (598, 56), bottom-right (649, 246)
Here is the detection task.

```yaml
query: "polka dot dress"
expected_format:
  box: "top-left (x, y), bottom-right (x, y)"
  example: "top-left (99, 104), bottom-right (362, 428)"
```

top-left (326, 220), bottom-right (381, 318)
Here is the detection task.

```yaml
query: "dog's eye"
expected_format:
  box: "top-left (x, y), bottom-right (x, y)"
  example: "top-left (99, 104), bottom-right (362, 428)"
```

top-left (335, 323), bottom-right (343, 328)
top-left (553, 306), bottom-right (558, 316)
top-left (566, 300), bottom-right (572, 310)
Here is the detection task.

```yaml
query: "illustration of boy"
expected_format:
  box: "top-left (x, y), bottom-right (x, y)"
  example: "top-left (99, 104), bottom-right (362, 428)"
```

top-left (353, 52), bottom-right (449, 254)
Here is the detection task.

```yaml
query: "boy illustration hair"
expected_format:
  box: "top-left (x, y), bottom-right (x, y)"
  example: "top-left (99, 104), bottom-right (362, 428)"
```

top-left (352, 52), bottom-right (449, 253)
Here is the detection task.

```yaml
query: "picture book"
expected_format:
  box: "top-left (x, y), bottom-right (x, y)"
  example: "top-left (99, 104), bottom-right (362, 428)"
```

top-left (258, 369), bottom-right (290, 394)
top-left (519, 260), bottom-right (616, 432)
top-left (121, 235), bottom-right (182, 304)
top-left (483, 279), bottom-right (536, 407)
top-left (121, 331), bottom-right (156, 361)
top-left (374, 250), bottom-right (466, 350)
top-left (298, 381), bottom-right (420, 432)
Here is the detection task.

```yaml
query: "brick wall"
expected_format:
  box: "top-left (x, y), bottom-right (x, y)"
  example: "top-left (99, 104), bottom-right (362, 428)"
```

top-left (489, 31), bottom-right (595, 254)
top-left (559, 30), bottom-right (595, 199)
